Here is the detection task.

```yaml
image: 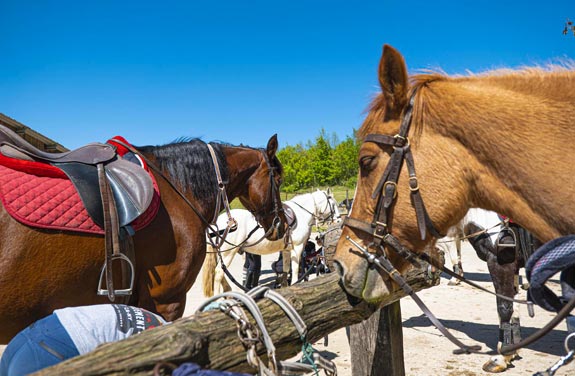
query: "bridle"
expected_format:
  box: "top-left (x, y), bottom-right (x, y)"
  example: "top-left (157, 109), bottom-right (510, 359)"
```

top-left (343, 90), bottom-right (485, 354)
top-left (208, 146), bottom-right (284, 250)
top-left (249, 148), bottom-right (284, 237)
top-left (343, 89), bottom-right (573, 356)
top-left (290, 192), bottom-right (338, 226)
top-left (344, 90), bottom-right (444, 251)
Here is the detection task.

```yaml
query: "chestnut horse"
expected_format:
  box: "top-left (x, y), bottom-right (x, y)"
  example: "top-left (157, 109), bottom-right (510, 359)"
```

top-left (0, 135), bottom-right (286, 343)
top-left (334, 45), bottom-right (575, 367)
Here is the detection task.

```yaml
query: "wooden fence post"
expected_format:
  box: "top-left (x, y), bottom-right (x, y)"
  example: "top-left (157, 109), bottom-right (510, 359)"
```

top-left (350, 302), bottom-right (405, 376)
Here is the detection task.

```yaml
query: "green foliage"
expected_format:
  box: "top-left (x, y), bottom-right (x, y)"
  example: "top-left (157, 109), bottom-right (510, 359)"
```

top-left (277, 128), bottom-right (359, 192)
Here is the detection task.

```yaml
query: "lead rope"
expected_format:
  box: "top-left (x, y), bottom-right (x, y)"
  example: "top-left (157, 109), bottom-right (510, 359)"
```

top-left (534, 332), bottom-right (575, 375)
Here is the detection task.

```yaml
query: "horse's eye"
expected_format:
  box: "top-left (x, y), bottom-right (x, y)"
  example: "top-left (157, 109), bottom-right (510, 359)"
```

top-left (359, 155), bottom-right (376, 171)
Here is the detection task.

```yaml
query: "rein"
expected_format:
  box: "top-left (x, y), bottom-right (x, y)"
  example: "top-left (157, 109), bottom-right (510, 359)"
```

top-left (110, 138), bottom-right (219, 234)
top-left (346, 236), bottom-right (482, 354)
top-left (289, 192), bottom-right (337, 227)
top-left (110, 139), bottom-right (279, 247)
top-left (206, 143), bottom-right (237, 249)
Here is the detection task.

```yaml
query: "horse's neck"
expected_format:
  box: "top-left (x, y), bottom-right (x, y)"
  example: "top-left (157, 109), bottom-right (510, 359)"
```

top-left (220, 147), bottom-right (260, 199)
top-left (144, 152), bottom-right (217, 225)
top-left (426, 77), bottom-right (575, 239)
top-left (291, 195), bottom-right (316, 225)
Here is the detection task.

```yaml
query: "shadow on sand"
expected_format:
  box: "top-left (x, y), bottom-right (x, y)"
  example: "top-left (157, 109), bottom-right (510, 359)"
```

top-left (402, 314), bottom-right (566, 357)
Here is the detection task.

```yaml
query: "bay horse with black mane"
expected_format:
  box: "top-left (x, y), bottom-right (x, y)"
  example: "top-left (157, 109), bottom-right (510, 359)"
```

top-left (334, 45), bottom-right (574, 369)
top-left (0, 133), bottom-right (286, 343)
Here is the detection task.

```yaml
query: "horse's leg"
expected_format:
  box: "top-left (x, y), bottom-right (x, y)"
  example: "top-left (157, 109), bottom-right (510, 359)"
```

top-left (448, 234), bottom-right (463, 286)
top-left (280, 249), bottom-right (291, 287)
top-left (291, 244), bottom-right (304, 284)
top-left (482, 254), bottom-right (520, 373)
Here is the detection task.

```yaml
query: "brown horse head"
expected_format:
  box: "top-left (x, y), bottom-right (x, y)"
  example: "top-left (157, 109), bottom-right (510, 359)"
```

top-left (223, 134), bottom-right (286, 240)
top-left (335, 44), bottom-right (575, 304)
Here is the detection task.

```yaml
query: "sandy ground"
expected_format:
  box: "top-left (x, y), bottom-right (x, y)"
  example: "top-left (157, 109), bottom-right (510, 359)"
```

top-left (1, 237), bottom-right (571, 375)
top-left (184, 237), bottom-right (574, 376)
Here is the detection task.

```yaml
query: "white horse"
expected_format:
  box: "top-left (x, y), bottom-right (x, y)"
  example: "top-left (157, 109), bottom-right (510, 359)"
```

top-left (203, 189), bottom-right (341, 297)
top-left (440, 208), bottom-right (530, 372)
top-left (441, 208), bottom-right (501, 285)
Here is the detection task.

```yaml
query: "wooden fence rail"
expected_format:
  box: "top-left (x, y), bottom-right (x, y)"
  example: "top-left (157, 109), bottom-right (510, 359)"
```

top-left (35, 257), bottom-right (442, 376)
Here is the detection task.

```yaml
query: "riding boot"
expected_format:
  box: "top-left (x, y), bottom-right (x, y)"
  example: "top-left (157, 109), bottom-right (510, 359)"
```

top-left (252, 270), bottom-right (260, 288)
top-left (244, 270), bottom-right (255, 290)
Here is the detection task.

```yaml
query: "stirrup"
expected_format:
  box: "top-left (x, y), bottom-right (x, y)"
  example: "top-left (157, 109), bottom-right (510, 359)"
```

top-left (496, 227), bottom-right (517, 249)
top-left (97, 253), bottom-right (135, 297)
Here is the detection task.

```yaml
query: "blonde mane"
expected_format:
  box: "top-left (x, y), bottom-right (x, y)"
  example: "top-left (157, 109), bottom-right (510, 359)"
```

top-left (360, 64), bottom-right (575, 139)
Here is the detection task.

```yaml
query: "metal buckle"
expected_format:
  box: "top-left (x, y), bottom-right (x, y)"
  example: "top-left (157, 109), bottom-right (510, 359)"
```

top-left (373, 221), bottom-right (387, 239)
top-left (409, 176), bottom-right (420, 192)
top-left (393, 134), bottom-right (410, 148)
top-left (383, 181), bottom-right (398, 199)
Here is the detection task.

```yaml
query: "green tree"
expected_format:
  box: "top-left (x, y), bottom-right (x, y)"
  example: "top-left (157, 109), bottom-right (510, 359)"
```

top-left (333, 131), bottom-right (360, 187)
top-left (277, 144), bottom-right (313, 192)
top-left (277, 128), bottom-right (359, 191)
top-left (307, 128), bottom-right (336, 186)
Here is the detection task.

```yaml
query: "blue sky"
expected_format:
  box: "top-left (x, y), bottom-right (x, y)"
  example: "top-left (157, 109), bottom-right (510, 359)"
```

top-left (1, 1), bottom-right (573, 150)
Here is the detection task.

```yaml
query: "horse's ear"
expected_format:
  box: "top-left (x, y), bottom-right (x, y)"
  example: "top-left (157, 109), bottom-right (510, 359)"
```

top-left (378, 44), bottom-right (409, 119)
top-left (266, 134), bottom-right (278, 157)
top-left (327, 187), bottom-right (332, 195)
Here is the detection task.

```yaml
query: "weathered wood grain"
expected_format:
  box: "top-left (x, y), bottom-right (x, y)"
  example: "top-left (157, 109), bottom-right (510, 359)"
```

top-left (35, 262), bottom-right (440, 375)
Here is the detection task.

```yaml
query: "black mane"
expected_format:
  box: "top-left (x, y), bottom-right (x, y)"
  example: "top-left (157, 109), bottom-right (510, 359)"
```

top-left (137, 139), bottom-right (229, 201)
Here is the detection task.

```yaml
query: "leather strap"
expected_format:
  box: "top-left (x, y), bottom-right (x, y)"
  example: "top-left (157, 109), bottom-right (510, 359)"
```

top-left (346, 236), bottom-right (482, 354)
top-left (98, 163), bottom-right (121, 302)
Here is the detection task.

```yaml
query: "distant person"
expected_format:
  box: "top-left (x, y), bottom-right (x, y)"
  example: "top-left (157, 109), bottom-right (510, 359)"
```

top-left (271, 252), bottom-right (292, 288)
top-left (243, 253), bottom-right (261, 290)
top-left (0, 304), bottom-right (166, 376)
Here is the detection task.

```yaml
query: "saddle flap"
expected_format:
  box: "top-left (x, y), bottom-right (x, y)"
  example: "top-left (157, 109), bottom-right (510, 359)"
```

top-left (56, 157), bottom-right (154, 228)
top-left (105, 158), bottom-right (155, 225)
top-left (283, 203), bottom-right (297, 230)
top-left (526, 235), bottom-right (575, 312)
